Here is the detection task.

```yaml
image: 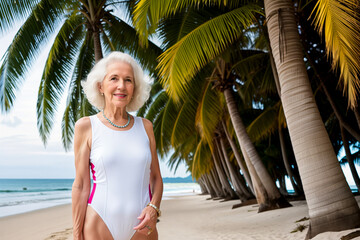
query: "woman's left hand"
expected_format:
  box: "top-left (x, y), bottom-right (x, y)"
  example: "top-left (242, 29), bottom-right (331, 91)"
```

top-left (133, 206), bottom-right (158, 236)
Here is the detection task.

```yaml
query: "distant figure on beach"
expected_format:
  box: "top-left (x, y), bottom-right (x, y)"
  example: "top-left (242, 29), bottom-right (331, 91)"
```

top-left (72, 51), bottom-right (163, 240)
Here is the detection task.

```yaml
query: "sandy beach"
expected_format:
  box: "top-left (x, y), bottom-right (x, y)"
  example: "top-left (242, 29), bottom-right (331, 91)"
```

top-left (0, 194), bottom-right (359, 240)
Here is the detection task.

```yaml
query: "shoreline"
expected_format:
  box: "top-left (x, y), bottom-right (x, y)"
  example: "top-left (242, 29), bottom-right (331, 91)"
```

top-left (0, 194), bottom-right (359, 240)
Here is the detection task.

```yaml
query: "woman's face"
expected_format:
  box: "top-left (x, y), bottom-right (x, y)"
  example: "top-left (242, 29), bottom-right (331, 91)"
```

top-left (99, 61), bottom-right (135, 109)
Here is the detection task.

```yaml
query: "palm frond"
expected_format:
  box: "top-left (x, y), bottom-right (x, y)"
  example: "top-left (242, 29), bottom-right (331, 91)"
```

top-left (192, 138), bottom-right (212, 179)
top-left (62, 31), bottom-right (95, 150)
top-left (133, 0), bottom-right (248, 44)
top-left (168, 134), bottom-right (198, 174)
top-left (312, 0), bottom-right (360, 107)
top-left (156, 4), bottom-right (262, 100)
top-left (231, 51), bottom-right (268, 79)
top-left (103, 13), bottom-right (162, 74)
top-left (101, 29), bottom-right (116, 53)
top-left (246, 103), bottom-right (279, 142)
top-left (0, 0), bottom-right (38, 32)
top-left (159, 97), bottom-right (179, 157)
top-left (37, 14), bottom-right (85, 145)
top-left (137, 81), bottom-right (163, 117)
top-left (195, 80), bottom-right (223, 150)
top-left (170, 69), bottom-right (206, 146)
top-left (171, 99), bottom-right (197, 147)
top-left (0, 0), bottom-right (66, 112)
top-left (145, 90), bottom-right (167, 122)
top-left (157, 7), bottom-right (222, 49)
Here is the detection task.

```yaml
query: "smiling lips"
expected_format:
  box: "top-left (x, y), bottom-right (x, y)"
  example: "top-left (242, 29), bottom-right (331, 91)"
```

top-left (114, 93), bottom-right (127, 99)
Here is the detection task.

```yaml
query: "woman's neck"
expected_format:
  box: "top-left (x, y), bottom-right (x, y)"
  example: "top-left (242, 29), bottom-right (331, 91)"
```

top-left (102, 106), bottom-right (128, 120)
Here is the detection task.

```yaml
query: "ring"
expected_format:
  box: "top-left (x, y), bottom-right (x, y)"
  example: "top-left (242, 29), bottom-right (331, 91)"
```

top-left (145, 225), bottom-right (153, 235)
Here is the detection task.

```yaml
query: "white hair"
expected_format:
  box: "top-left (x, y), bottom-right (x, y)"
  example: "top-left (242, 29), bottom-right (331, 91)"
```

top-left (81, 51), bottom-right (151, 112)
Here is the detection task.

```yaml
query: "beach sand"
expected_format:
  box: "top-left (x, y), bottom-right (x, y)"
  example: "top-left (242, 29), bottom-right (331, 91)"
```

top-left (0, 194), bottom-right (359, 240)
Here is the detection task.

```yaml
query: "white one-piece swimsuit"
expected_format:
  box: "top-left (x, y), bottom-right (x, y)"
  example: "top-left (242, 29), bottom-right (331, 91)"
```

top-left (88, 114), bottom-right (152, 240)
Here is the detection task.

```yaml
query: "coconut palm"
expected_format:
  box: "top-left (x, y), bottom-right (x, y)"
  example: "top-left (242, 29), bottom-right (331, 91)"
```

top-left (0, 0), bottom-right (161, 150)
top-left (264, 0), bottom-right (360, 237)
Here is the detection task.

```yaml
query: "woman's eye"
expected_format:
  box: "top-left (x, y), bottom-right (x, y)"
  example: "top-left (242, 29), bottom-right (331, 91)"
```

top-left (111, 77), bottom-right (117, 81)
top-left (126, 78), bottom-right (132, 82)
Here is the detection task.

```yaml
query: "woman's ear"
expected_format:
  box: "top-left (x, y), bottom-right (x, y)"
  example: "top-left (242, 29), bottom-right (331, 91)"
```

top-left (98, 82), bottom-right (103, 94)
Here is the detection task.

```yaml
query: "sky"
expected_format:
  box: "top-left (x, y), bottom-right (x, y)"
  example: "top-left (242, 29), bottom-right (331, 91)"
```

top-left (0, 16), bottom-right (189, 179)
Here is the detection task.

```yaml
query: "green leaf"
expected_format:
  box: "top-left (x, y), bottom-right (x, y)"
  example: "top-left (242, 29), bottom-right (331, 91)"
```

top-left (103, 13), bottom-right (162, 74)
top-left (62, 31), bottom-right (95, 150)
top-left (0, 0), bottom-right (67, 112)
top-left (156, 4), bottom-right (262, 100)
top-left (37, 14), bottom-right (85, 145)
top-left (311, 0), bottom-right (360, 107)
top-left (133, 0), bottom-right (251, 44)
top-left (192, 138), bottom-right (212, 179)
top-left (0, 0), bottom-right (38, 33)
top-left (246, 103), bottom-right (280, 142)
top-left (195, 79), bottom-right (223, 150)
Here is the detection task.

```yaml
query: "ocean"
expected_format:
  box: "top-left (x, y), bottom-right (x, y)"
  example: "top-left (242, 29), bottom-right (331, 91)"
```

top-left (0, 178), bottom-right (201, 218)
top-left (1, 178), bottom-right (357, 218)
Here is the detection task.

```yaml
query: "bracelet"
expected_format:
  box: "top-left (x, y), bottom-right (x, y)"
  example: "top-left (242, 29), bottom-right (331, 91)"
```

top-left (147, 203), bottom-right (161, 217)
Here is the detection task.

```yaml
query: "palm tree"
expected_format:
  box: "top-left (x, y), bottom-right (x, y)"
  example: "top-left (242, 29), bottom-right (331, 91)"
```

top-left (263, 0), bottom-right (360, 237)
top-left (0, 0), bottom-right (161, 150)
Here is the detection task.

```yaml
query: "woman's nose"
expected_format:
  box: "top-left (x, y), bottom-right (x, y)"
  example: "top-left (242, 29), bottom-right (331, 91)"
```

top-left (117, 79), bottom-right (126, 89)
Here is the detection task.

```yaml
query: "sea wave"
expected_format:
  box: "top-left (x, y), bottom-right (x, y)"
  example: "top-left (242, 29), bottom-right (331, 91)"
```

top-left (0, 180), bottom-right (201, 217)
top-left (0, 196), bottom-right (71, 207)
top-left (0, 188), bottom-right (71, 193)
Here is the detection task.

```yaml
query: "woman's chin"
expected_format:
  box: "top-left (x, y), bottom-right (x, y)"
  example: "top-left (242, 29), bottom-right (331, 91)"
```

top-left (111, 102), bottom-right (130, 109)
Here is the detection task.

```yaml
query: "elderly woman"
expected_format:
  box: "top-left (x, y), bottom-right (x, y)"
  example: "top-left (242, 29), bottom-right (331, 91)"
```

top-left (72, 52), bottom-right (163, 240)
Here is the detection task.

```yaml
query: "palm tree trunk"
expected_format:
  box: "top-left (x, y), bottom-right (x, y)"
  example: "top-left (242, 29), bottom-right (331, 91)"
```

top-left (278, 175), bottom-right (288, 196)
top-left (223, 87), bottom-right (291, 211)
top-left (278, 127), bottom-right (303, 195)
top-left (210, 167), bottom-right (226, 198)
top-left (200, 174), bottom-right (214, 197)
top-left (353, 107), bottom-right (360, 130)
top-left (93, 31), bottom-right (103, 62)
top-left (227, 113), bottom-right (278, 210)
top-left (215, 139), bottom-right (231, 183)
top-left (222, 120), bottom-right (254, 194)
top-left (198, 176), bottom-right (207, 194)
top-left (269, 30), bottom-right (304, 196)
top-left (340, 125), bottom-right (360, 192)
top-left (88, 0), bottom-right (103, 62)
top-left (211, 150), bottom-right (236, 199)
top-left (217, 136), bottom-right (253, 201)
top-left (264, 0), bottom-right (360, 237)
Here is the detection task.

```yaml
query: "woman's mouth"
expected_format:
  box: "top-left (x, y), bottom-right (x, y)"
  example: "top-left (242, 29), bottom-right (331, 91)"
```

top-left (114, 93), bottom-right (127, 98)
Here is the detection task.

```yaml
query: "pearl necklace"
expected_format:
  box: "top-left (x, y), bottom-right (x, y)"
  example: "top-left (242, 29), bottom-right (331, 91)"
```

top-left (102, 111), bottom-right (131, 128)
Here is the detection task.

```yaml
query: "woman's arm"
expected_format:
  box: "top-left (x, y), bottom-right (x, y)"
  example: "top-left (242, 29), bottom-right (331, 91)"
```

top-left (134, 118), bottom-right (163, 234)
top-left (72, 117), bottom-right (92, 240)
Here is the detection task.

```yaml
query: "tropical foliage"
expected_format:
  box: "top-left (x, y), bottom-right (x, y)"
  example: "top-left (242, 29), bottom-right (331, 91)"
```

top-left (134, 0), bottom-right (360, 237)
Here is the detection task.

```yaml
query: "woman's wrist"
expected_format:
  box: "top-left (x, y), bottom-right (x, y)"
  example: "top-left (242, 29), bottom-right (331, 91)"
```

top-left (147, 203), bottom-right (161, 217)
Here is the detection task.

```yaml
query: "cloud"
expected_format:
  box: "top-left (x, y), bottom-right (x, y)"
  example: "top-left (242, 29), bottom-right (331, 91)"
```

top-left (1, 116), bottom-right (22, 127)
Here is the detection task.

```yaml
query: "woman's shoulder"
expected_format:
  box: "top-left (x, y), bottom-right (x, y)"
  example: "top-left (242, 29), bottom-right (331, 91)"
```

top-left (75, 116), bottom-right (93, 132)
top-left (138, 116), bottom-right (153, 129)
